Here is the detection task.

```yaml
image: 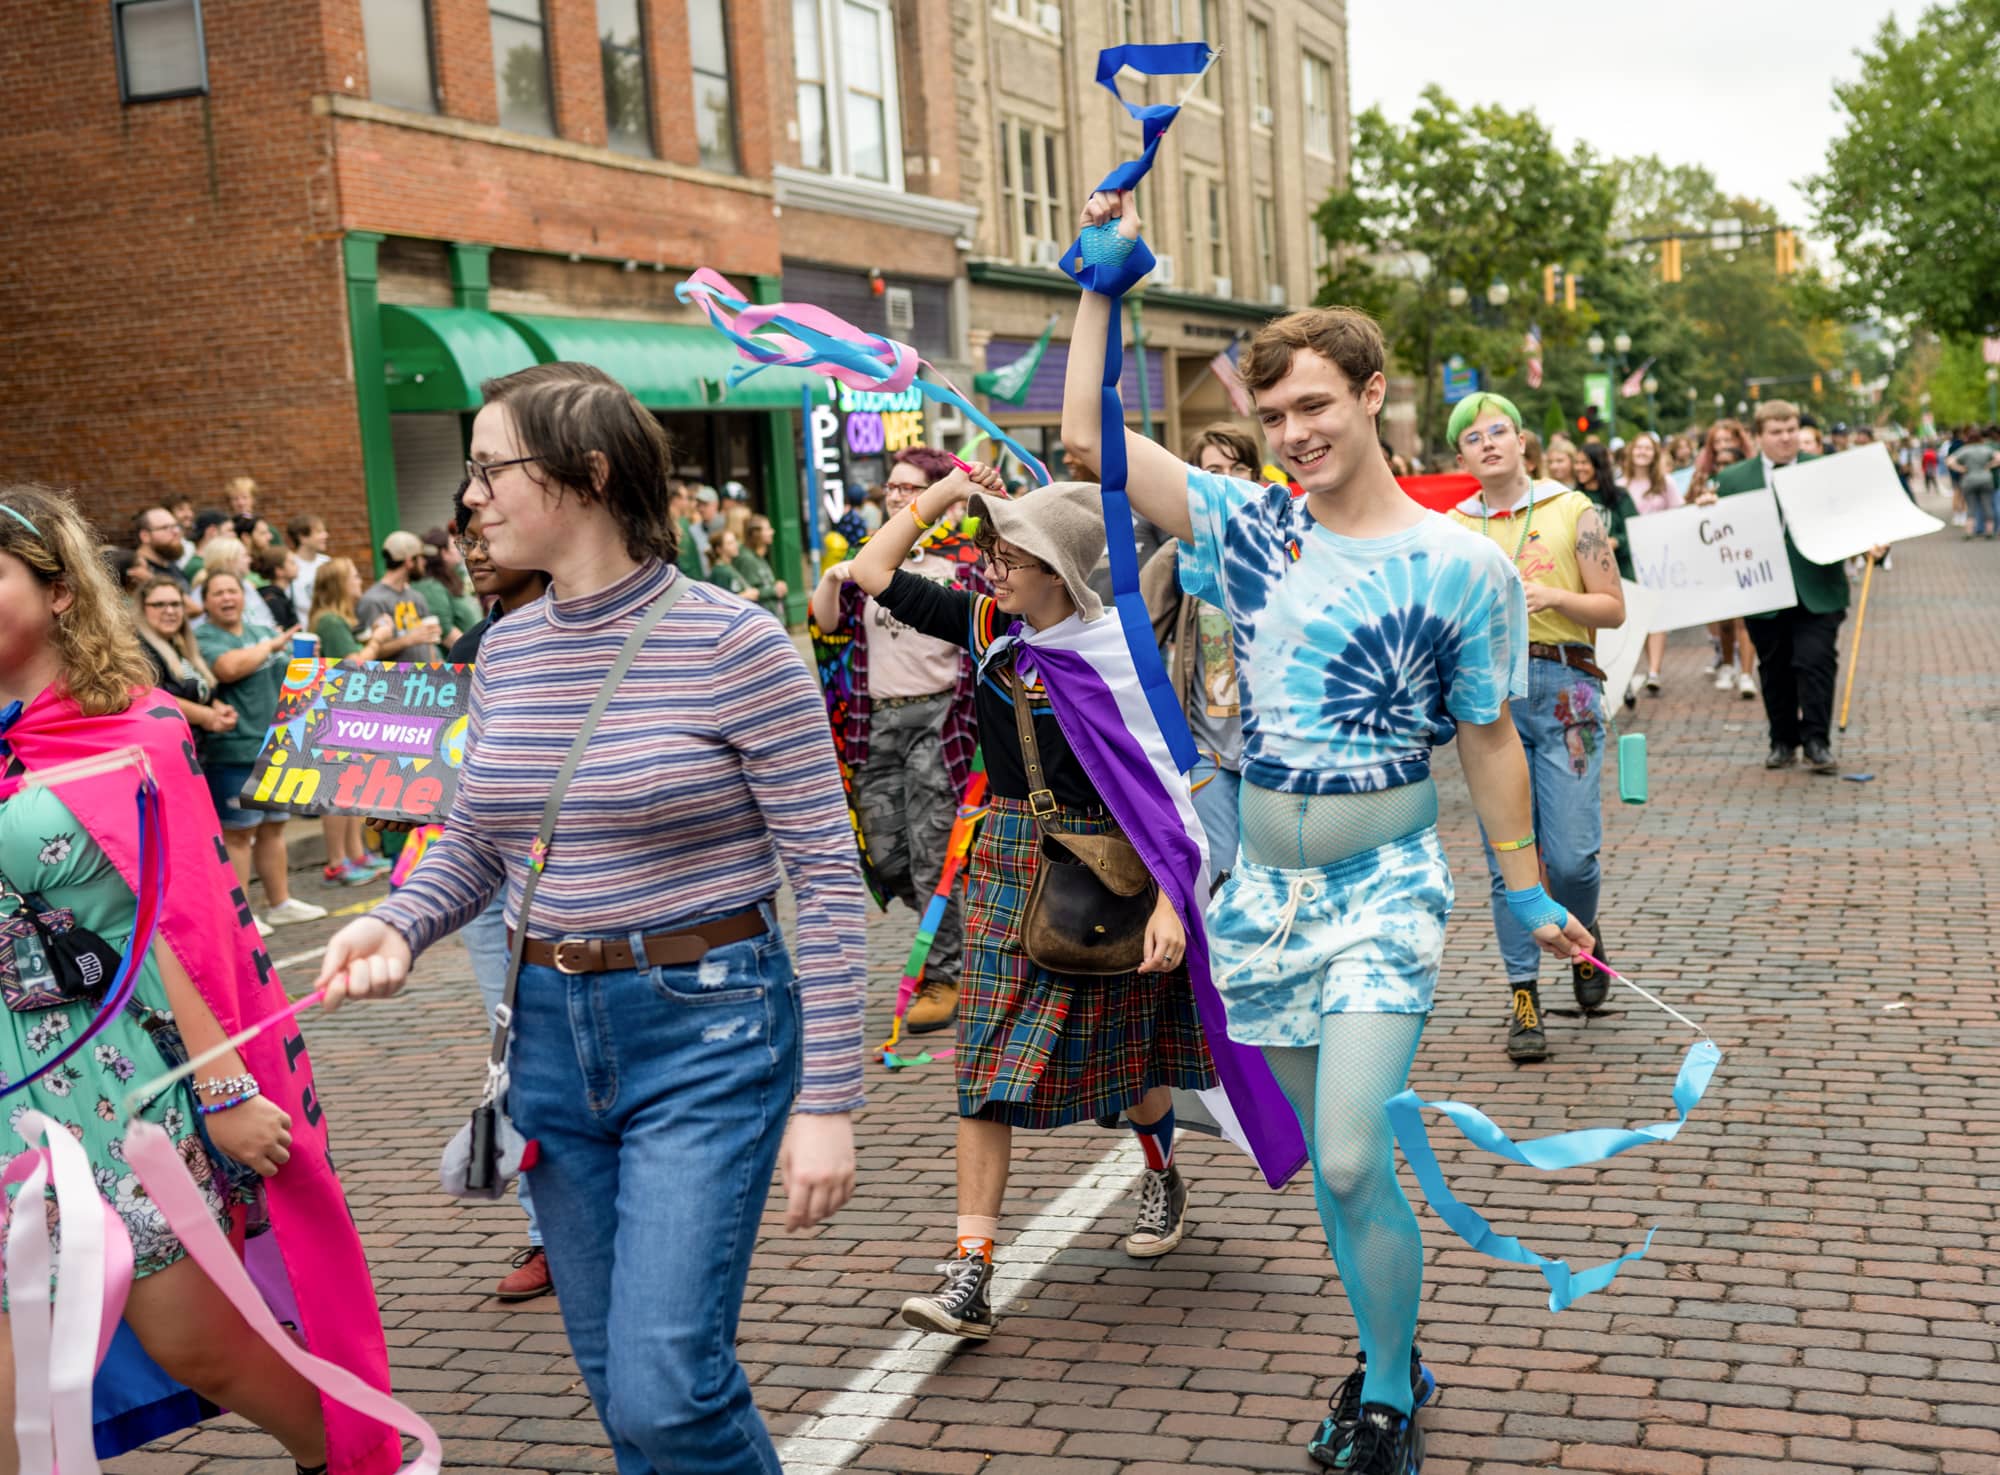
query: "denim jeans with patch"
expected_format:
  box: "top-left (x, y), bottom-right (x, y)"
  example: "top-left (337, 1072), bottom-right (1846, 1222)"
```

top-left (1479, 656), bottom-right (1605, 983)
top-left (507, 904), bottom-right (801, 1475)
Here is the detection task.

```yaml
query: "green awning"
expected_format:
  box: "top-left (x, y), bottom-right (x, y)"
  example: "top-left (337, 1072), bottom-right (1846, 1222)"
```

top-left (497, 313), bottom-right (829, 410)
top-left (379, 304), bottom-right (539, 412)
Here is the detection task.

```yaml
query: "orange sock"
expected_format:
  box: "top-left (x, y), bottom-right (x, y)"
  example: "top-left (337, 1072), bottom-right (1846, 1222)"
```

top-left (955, 1213), bottom-right (998, 1262)
top-left (955, 1235), bottom-right (994, 1262)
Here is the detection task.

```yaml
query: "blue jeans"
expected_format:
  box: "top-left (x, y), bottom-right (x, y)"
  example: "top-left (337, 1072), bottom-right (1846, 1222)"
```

top-left (1481, 657), bottom-right (1605, 982)
top-left (1966, 484), bottom-right (1996, 536)
top-left (508, 907), bottom-right (801, 1475)
top-left (1191, 764), bottom-right (1241, 893)
top-left (462, 893), bottom-right (541, 1246)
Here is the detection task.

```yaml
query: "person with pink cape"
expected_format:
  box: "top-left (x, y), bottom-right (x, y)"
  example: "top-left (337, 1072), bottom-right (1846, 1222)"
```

top-left (0, 485), bottom-right (398, 1475)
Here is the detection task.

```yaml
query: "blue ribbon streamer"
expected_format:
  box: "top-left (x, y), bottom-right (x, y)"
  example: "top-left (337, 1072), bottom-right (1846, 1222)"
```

top-left (1383, 1038), bottom-right (1723, 1311)
top-left (676, 278), bottom-right (1051, 487)
top-left (1049, 41), bottom-right (1219, 775)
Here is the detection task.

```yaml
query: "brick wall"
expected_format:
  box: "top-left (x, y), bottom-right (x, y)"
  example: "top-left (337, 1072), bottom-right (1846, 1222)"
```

top-left (0, 1), bottom-right (368, 552)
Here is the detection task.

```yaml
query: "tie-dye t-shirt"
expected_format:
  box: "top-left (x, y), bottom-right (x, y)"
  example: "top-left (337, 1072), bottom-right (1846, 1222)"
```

top-left (1180, 470), bottom-right (1529, 795)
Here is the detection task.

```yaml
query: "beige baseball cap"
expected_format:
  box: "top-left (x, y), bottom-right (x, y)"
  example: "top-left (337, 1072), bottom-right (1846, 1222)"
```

top-left (382, 530), bottom-right (426, 565)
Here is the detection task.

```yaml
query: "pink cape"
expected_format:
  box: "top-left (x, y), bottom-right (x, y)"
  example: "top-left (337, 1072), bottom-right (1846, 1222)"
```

top-left (1, 686), bottom-right (399, 1475)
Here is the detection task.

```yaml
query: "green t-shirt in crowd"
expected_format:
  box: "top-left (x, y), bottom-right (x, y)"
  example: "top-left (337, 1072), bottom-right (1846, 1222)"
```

top-left (733, 548), bottom-right (785, 619)
top-left (706, 561), bottom-right (747, 595)
top-left (195, 620), bottom-right (284, 766)
top-left (314, 610), bottom-right (362, 660)
top-left (409, 577), bottom-right (460, 641)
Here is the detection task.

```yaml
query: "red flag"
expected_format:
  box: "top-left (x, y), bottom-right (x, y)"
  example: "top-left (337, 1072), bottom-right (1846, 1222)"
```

top-left (1398, 473), bottom-right (1479, 512)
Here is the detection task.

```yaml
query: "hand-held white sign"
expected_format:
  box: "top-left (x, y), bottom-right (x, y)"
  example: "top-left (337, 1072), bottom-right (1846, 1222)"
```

top-left (1625, 492), bottom-right (1798, 629)
top-left (1596, 580), bottom-right (1661, 700)
top-left (1771, 443), bottom-right (1943, 564)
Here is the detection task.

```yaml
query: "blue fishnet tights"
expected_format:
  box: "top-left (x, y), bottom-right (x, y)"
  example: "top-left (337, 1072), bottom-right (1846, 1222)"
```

top-left (1264, 1012), bottom-right (1427, 1415)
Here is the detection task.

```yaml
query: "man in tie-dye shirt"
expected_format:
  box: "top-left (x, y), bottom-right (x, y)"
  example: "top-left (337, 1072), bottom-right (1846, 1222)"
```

top-left (1060, 189), bottom-right (1594, 1475)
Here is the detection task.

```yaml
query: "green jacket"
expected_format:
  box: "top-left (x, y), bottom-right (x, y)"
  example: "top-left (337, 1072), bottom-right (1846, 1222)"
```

top-left (732, 548), bottom-right (784, 620)
top-left (1715, 453), bottom-right (1848, 616)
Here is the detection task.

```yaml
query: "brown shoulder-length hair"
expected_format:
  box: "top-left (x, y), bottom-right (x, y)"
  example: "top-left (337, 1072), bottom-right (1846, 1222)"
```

top-left (1183, 421), bottom-right (1260, 471)
top-left (314, 556), bottom-right (361, 623)
top-left (0, 485), bottom-right (153, 715)
top-left (479, 362), bottom-right (678, 565)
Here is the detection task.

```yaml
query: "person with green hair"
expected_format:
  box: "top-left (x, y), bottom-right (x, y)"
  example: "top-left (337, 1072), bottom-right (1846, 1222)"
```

top-left (1444, 392), bottom-right (1626, 1063)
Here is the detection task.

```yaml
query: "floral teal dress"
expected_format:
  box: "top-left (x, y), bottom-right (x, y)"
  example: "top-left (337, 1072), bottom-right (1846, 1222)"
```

top-left (0, 785), bottom-right (235, 1277)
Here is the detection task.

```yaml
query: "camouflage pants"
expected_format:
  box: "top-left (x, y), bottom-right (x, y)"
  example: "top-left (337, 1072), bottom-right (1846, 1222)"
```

top-left (853, 693), bottom-right (962, 984)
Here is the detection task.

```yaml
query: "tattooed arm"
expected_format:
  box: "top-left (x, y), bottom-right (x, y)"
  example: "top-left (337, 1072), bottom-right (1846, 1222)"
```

top-left (1521, 508), bottom-right (1626, 630)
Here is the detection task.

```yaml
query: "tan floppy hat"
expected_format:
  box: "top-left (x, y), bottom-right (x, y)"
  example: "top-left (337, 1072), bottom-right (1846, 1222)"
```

top-left (969, 482), bottom-right (1107, 622)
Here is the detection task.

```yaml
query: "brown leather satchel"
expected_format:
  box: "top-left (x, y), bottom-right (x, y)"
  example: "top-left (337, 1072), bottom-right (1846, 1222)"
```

top-left (1009, 668), bottom-right (1157, 975)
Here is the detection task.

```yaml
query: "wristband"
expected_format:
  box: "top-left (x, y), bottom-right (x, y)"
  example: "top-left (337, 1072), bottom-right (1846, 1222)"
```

top-left (1491, 833), bottom-right (1536, 853)
top-left (908, 504), bottom-right (934, 533)
top-left (1503, 883), bottom-right (1569, 934)
top-left (195, 1082), bottom-right (262, 1116)
top-left (1060, 222), bottom-right (1157, 300)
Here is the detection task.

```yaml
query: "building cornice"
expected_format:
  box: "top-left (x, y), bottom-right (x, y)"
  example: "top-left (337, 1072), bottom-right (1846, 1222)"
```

top-left (773, 166), bottom-right (980, 239)
top-left (314, 94), bottom-right (775, 199)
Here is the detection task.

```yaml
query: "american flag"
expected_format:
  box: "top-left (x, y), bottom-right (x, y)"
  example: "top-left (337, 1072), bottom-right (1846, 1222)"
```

top-left (1209, 338), bottom-right (1254, 415)
top-left (1620, 357), bottom-right (1656, 399)
top-left (1524, 324), bottom-right (1543, 389)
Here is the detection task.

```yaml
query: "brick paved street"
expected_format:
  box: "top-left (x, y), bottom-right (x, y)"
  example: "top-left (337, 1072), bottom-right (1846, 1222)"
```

top-left (110, 507), bottom-right (1999, 1475)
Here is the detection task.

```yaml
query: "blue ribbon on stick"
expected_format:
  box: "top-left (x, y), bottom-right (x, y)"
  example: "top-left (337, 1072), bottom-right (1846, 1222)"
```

top-left (1384, 1038), bottom-right (1723, 1311)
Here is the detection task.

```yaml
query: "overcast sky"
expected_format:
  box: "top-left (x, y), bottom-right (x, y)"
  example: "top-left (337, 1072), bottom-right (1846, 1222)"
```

top-left (1346, 0), bottom-right (1929, 233)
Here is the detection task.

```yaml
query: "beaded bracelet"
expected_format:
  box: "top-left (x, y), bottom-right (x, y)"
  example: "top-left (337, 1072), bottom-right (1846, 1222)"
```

top-left (1492, 833), bottom-right (1536, 853)
top-left (197, 1074), bottom-right (258, 1098)
top-left (195, 1083), bottom-right (262, 1116)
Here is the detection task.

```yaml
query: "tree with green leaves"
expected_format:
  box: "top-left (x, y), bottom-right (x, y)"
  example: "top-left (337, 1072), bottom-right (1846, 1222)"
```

top-left (1808, 0), bottom-right (2000, 336)
top-left (1313, 87), bottom-right (1613, 450)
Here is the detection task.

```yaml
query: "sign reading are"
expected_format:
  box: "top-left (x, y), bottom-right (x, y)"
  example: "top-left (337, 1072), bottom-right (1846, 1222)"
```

top-left (1624, 491), bottom-right (1799, 629)
top-left (240, 659), bottom-right (473, 824)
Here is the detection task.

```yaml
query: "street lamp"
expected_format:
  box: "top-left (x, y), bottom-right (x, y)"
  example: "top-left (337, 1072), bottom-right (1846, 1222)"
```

top-left (1613, 332), bottom-right (1632, 356)
top-left (1713, 392), bottom-right (1726, 413)
top-left (1446, 282), bottom-right (1469, 308)
top-left (1685, 384), bottom-right (1700, 432)
top-left (1987, 366), bottom-right (1997, 421)
top-left (1487, 281), bottom-right (1511, 308)
top-left (1737, 400), bottom-right (1750, 416)
top-left (1643, 374), bottom-right (1660, 433)
top-left (1587, 332), bottom-right (1605, 357)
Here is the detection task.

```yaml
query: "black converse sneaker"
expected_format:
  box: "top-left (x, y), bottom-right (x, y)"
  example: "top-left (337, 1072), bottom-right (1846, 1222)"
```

top-left (1308, 1348), bottom-right (1436, 1466)
top-left (1124, 1164), bottom-right (1189, 1258)
top-left (898, 1253), bottom-right (995, 1339)
top-left (1506, 985), bottom-right (1549, 1062)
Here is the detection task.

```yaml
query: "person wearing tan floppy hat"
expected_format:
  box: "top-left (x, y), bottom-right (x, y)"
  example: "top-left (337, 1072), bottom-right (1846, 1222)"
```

top-left (840, 464), bottom-right (1216, 1341)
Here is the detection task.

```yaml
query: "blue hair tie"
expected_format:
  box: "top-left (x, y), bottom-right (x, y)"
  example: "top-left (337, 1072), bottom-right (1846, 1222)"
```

top-left (0, 505), bottom-right (40, 538)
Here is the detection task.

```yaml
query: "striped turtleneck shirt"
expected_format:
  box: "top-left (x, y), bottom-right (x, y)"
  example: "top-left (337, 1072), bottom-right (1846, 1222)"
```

top-left (375, 559), bottom-right (867, 1113)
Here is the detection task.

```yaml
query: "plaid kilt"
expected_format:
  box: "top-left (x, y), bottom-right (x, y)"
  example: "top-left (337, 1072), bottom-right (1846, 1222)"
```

top-left (958, 797), bottom-right (1215, 1128)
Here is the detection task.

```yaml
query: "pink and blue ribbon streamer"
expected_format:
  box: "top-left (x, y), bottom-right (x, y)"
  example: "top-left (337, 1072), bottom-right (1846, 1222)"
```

top-left (676, 270), bottom-right (1051, 486)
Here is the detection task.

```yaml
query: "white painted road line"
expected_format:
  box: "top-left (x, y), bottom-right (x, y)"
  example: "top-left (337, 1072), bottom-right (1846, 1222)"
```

top-left (774, 1138), bottom-right (1144, 1473)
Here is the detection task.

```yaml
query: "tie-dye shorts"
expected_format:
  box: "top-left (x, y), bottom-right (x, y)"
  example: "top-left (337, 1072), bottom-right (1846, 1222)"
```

top-left (1204, 827), bottom-right (1454, 1047)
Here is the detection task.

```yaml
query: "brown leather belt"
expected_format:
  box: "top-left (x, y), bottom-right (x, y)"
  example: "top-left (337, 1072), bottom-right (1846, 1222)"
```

top-left (1528, 642), bottom-right (1606, 681)
top-left (510, 907), bottom-right (767, 974)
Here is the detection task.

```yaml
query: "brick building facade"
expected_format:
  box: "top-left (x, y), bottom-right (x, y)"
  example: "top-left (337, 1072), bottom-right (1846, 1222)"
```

top-left (1, 0), bottom-right (1350, 615)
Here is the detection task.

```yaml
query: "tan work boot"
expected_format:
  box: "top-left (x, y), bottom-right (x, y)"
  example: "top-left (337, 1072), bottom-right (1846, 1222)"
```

top-left (905, 979), bottom-right (959, 1034)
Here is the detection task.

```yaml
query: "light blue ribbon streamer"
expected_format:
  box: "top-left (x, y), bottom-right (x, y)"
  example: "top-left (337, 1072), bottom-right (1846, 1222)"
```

top-left (1384, 1037), bottom-right (1723, 1311)
top-left (675, 277), bottom-right (1052, 486)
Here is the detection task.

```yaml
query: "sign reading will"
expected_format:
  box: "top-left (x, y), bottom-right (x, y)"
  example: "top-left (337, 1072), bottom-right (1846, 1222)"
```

top-left (1625, 491), bottom-right (1799, 629)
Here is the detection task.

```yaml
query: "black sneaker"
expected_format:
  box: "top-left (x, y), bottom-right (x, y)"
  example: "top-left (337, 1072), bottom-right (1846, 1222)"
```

top-left (1571, 931), bottom-right (1608, 1012)
top-left (1507, 986), bottom-right (1549, 1062)
top-left (898, 1253), bottom-right (994, 1339)
top-left (1310, 1402), bottom-right (1424, 1472)
top-left (1125, 1164), bottom-right (1189, 1258)
top-left (1308, 1347), bottom-right (1437, 1463)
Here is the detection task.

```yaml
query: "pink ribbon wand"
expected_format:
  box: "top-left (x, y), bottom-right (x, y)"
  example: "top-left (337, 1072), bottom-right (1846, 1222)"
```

top-left (1572, 951), bottom-right (1712, 1042)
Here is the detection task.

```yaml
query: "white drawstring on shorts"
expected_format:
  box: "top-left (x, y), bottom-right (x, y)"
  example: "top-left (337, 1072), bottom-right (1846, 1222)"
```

top-left (1216, 875), bottom-right (1324, 990)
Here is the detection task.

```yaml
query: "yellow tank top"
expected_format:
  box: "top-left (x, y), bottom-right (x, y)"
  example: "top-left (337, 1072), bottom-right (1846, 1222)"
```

top-left (1450, 483), bottom-right (1596, 647)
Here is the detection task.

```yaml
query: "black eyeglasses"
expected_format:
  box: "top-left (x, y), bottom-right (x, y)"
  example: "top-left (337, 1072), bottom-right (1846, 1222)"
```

top-left (465, 456), bottom-right (538, 491)
top-left (982, 547), bottom-right (1049, 576)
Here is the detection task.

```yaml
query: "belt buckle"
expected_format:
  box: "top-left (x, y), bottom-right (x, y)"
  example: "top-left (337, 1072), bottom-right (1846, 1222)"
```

top-left (553, 937), bottom-right (597, 975)
top-left (1027, 787), bottom-right (1058, 819)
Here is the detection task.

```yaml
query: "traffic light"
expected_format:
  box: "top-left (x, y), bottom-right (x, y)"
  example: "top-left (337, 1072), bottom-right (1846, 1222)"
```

top-left (1659, 238), bottom-right (1683, 284)
top-left (1812, 373), bottom-right (1824, 395)
top-left (1576, 406), bottom-right (1604, 436)
top-left (1850, 368), bottom-right (1863, 390)
top-left (1563, 272), bottom-right (1577, 312)
top-left (1774, 229), bottom-right (1796, 276)
top-left (1544, 265), bottom-right (1558, 305)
